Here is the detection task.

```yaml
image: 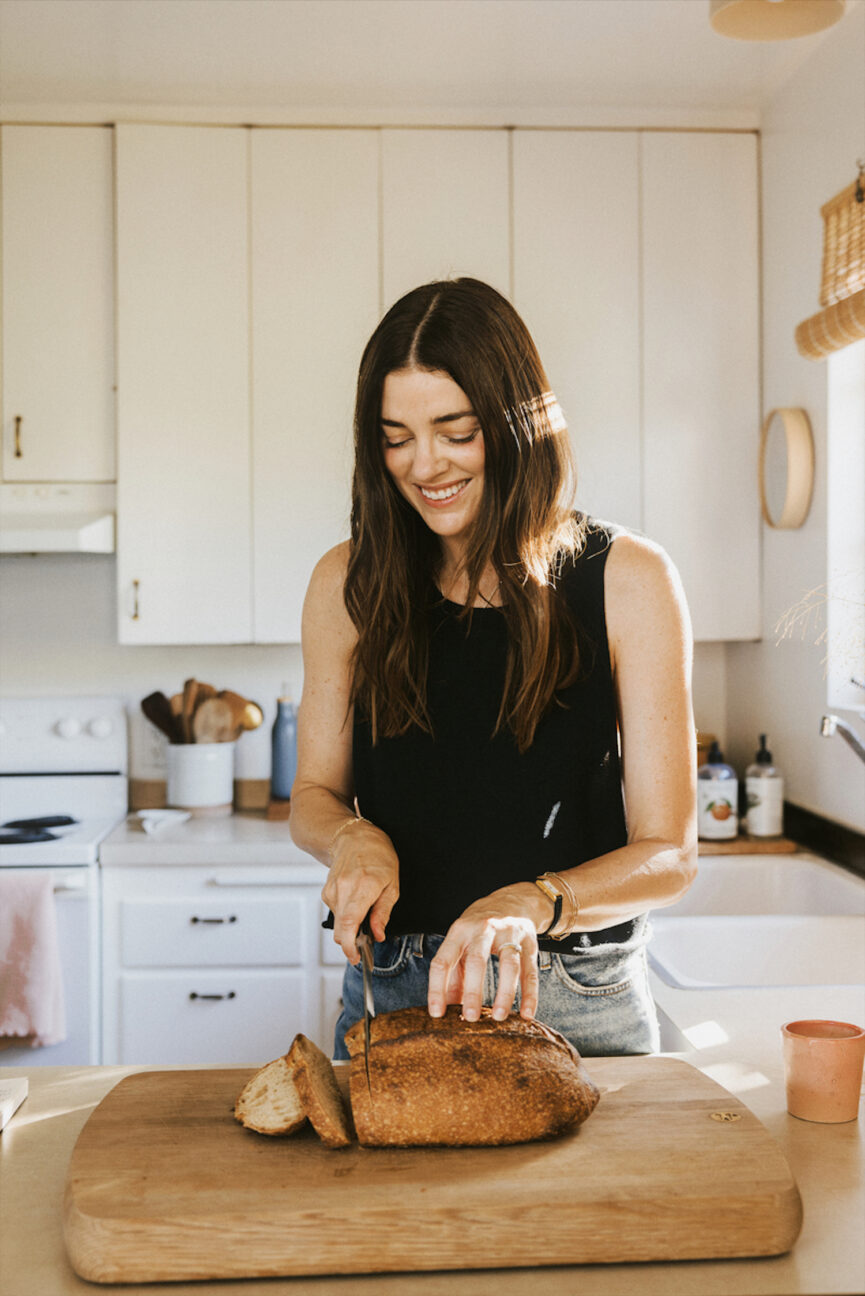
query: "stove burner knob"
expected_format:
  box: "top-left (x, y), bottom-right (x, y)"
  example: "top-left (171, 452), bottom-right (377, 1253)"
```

top-left (55, 717), bottom-right (82, 739)
top-left (88, 717), bottom-right (114, 739)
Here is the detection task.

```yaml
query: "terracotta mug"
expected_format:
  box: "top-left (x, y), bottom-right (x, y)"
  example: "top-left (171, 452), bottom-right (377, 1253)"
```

top-left (781, 1019), bottom-right (865, 1123)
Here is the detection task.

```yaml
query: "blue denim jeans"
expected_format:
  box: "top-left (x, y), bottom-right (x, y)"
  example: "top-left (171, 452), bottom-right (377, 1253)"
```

top-left (332, 921), bottom-right (659, 1061)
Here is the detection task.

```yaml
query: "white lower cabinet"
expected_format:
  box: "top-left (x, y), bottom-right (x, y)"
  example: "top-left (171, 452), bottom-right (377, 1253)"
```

top-left (102, 866), bottom-right (344, 1065)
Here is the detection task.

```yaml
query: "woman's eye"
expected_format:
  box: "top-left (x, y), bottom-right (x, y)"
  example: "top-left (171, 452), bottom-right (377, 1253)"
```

top-left (383, 436), bottom-right (410, 449)
top-left (447, 429), bottom-right (480, 445)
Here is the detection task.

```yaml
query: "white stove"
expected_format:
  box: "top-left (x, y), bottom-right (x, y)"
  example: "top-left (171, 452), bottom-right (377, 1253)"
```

top-left (0, 696), bottom-right (129, 1066)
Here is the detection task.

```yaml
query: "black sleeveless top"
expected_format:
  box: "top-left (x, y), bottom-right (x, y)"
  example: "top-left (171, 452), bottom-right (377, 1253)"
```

top-left (352, 518), bottom-right (640, 952)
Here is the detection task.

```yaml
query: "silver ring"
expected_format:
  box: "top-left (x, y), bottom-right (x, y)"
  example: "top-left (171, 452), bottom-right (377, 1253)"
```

top-left (497, 942), bottom-right (521, 955)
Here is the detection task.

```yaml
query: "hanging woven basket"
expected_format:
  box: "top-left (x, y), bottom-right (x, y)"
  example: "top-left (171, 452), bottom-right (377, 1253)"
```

top-left (797, 166), bottom-right (865, 360)
top-left (819, 170), bottom-right (865, 308)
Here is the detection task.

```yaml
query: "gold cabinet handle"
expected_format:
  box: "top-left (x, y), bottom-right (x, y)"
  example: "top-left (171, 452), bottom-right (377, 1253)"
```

top-left (131, 579), bottom-right (140, 621)
top-left (14, 415), bottom-right (22, 458)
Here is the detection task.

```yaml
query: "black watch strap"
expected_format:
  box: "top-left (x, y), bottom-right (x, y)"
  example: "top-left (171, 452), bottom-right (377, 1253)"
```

top-left (538, 890), bottom-right (563, 937)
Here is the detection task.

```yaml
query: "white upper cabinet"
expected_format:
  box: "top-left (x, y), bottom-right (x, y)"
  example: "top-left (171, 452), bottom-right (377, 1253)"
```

top-left (251, 129), bottom-right (380, 644)
top-left (641, 132), bottom-right (760, 641)
top-left (513, 130), bottom-right (642, 532)
top-left (381, 130), bottom-right (511, 307)
top-left (115, 125), bottom-right (252, 644)
top-left (1, 125), bottom-right (115, 482)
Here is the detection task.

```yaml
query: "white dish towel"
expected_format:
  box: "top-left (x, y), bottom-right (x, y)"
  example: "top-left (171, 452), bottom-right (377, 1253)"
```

top-left (0, 870), bottom-right (66, 1048)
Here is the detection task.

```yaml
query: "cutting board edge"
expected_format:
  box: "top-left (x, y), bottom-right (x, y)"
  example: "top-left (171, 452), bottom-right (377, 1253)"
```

top-left (63, 1173), bottom-right (804, 1283)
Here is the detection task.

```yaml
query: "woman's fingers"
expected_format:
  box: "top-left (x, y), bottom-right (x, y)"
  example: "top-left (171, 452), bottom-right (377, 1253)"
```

top-left (429, 916), bottom-right (539, 1021)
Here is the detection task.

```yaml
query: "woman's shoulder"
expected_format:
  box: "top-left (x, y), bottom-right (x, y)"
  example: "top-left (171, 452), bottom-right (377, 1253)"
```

top-left (302, 541), bottom-right (355, 645)
top-left (603, 527), bottom-right (691, 654)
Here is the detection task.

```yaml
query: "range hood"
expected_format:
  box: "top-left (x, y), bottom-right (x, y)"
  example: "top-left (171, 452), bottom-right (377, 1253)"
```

top-left (0, 483), bottom-right (115, 553)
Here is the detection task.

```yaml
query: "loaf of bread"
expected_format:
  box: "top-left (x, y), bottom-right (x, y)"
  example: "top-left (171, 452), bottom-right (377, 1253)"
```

top-left (345, 1005), bottom-right (600, 1147)
top-left (234, 1033), bottom-right (353, 1147)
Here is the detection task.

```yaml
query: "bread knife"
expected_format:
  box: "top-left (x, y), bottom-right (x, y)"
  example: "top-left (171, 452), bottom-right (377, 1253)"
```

top-left (355, 916), bottom-right (376, 1098)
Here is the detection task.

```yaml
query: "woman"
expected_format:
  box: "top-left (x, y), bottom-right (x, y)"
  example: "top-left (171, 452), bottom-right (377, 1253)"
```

top-left (290, 278), bottom-right (697, 1060)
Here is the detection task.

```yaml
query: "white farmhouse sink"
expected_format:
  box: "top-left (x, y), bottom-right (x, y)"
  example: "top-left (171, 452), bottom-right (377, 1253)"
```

top-left (671, 852), bottom-right (864, 916)
top-left (649, 915), bottom-right (865, 989)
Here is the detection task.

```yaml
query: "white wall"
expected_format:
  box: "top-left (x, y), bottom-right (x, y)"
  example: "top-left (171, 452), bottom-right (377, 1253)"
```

top-left (0, 552), bottom-right (302, 782)
top-left (726, 2), bottom-right (865, 832)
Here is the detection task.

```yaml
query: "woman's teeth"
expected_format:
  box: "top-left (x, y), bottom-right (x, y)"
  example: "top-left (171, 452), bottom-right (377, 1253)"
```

top-left (420, 482), bottom-right (466, 502)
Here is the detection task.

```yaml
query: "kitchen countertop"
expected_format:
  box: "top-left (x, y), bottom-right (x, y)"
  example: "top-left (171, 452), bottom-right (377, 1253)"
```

top-left (2, 983), bottom-right (863, 1296)
top-left (99, 811), bottom-right (802, 868)
top-left (99, 811), bottom-right (318, 870)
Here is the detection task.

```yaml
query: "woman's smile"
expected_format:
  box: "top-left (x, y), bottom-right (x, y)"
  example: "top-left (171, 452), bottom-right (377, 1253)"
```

top-left (380, 368), bottom-right (485, 557)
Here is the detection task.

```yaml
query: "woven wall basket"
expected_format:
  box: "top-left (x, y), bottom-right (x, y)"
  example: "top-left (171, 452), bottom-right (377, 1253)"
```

top-left (796, 287), bottom-right (865, 360)
top-left (819, 175), bottom-right (865, 308)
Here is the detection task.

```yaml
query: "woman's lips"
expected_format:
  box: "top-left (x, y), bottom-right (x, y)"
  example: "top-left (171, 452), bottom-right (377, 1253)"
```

top-left (417, 480), bottom-right (470, 506)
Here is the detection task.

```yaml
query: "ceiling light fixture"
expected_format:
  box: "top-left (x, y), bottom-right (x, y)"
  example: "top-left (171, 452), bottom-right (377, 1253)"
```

top-left (709, 0), bottom-right (847, 41)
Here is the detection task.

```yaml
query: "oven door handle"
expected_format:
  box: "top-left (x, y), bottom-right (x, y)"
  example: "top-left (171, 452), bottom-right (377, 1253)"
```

top-left (53, 874), bottom-right (88, 893)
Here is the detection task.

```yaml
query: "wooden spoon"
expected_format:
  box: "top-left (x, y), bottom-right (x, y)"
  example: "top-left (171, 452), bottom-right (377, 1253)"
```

top-left (192, 696), bottom-right (236, 743)
top-left (219, 691), bottom-right (263, 731)
top-left (181, 679), bottom-right (200, 744)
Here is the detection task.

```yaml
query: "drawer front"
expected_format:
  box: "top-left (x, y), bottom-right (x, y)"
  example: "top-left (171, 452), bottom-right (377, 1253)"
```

top-left (120, 896), bottom-right (306, 967)
top-left (117, 969), bottom-right (309, 1065)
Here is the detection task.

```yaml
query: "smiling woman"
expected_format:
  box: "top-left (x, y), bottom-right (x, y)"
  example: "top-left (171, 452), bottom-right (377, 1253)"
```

top-left (289, 277), bottom-right (697, 1063)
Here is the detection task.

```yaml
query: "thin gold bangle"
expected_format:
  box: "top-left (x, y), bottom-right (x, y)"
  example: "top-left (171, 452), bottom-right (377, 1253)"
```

top-left (327, 815), bottom-right (369, 859)
top-left (538, 870), bottom-right (579, 939)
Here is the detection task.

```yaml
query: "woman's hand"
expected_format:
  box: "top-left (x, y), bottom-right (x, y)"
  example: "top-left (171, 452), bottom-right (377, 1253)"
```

top-left (427, 882), bottom-right (554, 1023)
top-left (321, 820), bottom-right (400, 963)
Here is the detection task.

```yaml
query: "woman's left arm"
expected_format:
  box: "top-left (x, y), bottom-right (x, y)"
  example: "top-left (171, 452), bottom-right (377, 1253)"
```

top-left (554, 531), bottom-right (698, 930)
top-left (428, 533), bottom-right (697, 1021)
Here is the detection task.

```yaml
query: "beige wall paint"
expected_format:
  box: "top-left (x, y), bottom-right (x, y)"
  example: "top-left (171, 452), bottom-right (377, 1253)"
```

top-left (726, 2), bottom-right (865, 831)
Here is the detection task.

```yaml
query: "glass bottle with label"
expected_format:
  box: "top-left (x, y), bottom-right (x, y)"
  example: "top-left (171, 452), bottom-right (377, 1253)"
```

top-left (697, 740), bottom-right (739, 840)
top-left (745, 734), bottom-right (784, 838)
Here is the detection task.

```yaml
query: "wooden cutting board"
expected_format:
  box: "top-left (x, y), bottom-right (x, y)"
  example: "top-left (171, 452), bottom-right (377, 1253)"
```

top-left (64, 1057), bottom-right (802, 1284)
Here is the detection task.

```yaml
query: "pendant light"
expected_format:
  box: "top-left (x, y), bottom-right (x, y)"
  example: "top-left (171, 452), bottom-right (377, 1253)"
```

top-left (709, 0), bottom-right (847, 41)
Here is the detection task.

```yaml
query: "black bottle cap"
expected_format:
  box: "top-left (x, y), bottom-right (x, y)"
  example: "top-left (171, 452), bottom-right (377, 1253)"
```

top-left (708, 740), bottom-right (724, 763)
top-left (756, 733), bottom-right (773, 764)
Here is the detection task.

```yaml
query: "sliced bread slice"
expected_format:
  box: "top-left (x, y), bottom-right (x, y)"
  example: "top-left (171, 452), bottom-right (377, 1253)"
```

top-left (233, 1053), bottom-right (306, 1136)
top-left (234, 1033), bottom-right (354, 1147)
top-left (290, 1033), bottom-right (354, 1148)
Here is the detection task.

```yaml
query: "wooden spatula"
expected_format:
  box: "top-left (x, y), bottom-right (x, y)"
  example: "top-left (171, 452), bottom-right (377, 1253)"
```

top-left (192, 697), bottom-right (236, 743)
top-left (181, 679), bottom-right (201, 743)
top-left (141, 692), bottom-right (182, 744)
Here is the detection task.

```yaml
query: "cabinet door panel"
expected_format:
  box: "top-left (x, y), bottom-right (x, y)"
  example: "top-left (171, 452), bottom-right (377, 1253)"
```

top-left (1, 126), bottom-right (115, 482)
top-left (381, 130), bottom-right (510, 307)
top-left (642, 133), bottom-right (760, 641)
top-left (251, 129), bottom-right (380, 643)
top-left (115, 125), bottom-right (251, 643)
top-left (117, 970), bottom-right (308, 1065)
top-left (513, 131), bottom-right (641, 531)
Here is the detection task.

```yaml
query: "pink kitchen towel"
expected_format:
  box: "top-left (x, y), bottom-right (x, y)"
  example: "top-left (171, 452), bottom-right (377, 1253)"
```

top-left (0, 870), bottom-right (66, 1048)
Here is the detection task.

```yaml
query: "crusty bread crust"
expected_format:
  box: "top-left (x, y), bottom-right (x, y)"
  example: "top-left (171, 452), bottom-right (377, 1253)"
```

top-left (290, 1033), bottom-right (354, 1148)
top-left (345, 1005), bottom-right (601, 1147)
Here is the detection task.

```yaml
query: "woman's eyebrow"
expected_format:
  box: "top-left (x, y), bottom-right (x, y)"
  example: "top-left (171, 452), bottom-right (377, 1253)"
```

top-left (381, 410), bottom-right (476, 428)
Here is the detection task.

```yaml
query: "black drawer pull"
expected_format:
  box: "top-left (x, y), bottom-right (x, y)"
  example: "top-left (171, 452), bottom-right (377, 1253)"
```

top-left (190, 915), bottom-right (237, 925)
top-left (188, 991), bottom-right (237, 1001)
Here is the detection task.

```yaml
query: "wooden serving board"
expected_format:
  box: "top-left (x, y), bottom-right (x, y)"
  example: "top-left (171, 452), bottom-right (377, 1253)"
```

top-left (64, 1057), bottom-right (802, 1284)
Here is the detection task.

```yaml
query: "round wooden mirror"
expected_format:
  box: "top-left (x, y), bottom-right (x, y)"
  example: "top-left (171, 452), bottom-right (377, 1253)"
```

top-left (759, 408), bottom-right (815, 529)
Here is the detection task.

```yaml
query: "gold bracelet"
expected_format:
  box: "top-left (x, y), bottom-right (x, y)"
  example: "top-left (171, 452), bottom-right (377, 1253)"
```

top-left (327, 814), bottom-right (369, 859)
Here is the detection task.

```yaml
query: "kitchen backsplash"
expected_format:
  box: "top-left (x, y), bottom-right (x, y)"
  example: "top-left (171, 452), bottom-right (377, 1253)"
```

top-left (0, 552), bottom-right (728, 781)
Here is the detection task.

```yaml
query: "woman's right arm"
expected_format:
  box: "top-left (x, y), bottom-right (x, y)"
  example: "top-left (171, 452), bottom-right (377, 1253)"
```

top-left (289, 543), bottom-right (400, 961)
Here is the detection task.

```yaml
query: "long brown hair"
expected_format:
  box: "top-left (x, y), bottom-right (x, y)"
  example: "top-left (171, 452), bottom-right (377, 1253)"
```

top-left (345, 278), bottom-right (585, 751)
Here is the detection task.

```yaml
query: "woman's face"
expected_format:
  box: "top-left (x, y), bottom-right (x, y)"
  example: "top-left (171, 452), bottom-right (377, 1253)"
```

top-left (380, 368), bottom-right (486, 557)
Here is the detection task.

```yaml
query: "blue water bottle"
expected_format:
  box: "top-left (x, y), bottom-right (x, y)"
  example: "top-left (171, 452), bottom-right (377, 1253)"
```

top-left (271, 687), bottom-right (297, 802)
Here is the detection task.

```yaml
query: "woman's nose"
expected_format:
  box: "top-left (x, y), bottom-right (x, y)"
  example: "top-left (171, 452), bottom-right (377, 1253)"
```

top-left (412, 436), bottom-right (448, 480)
